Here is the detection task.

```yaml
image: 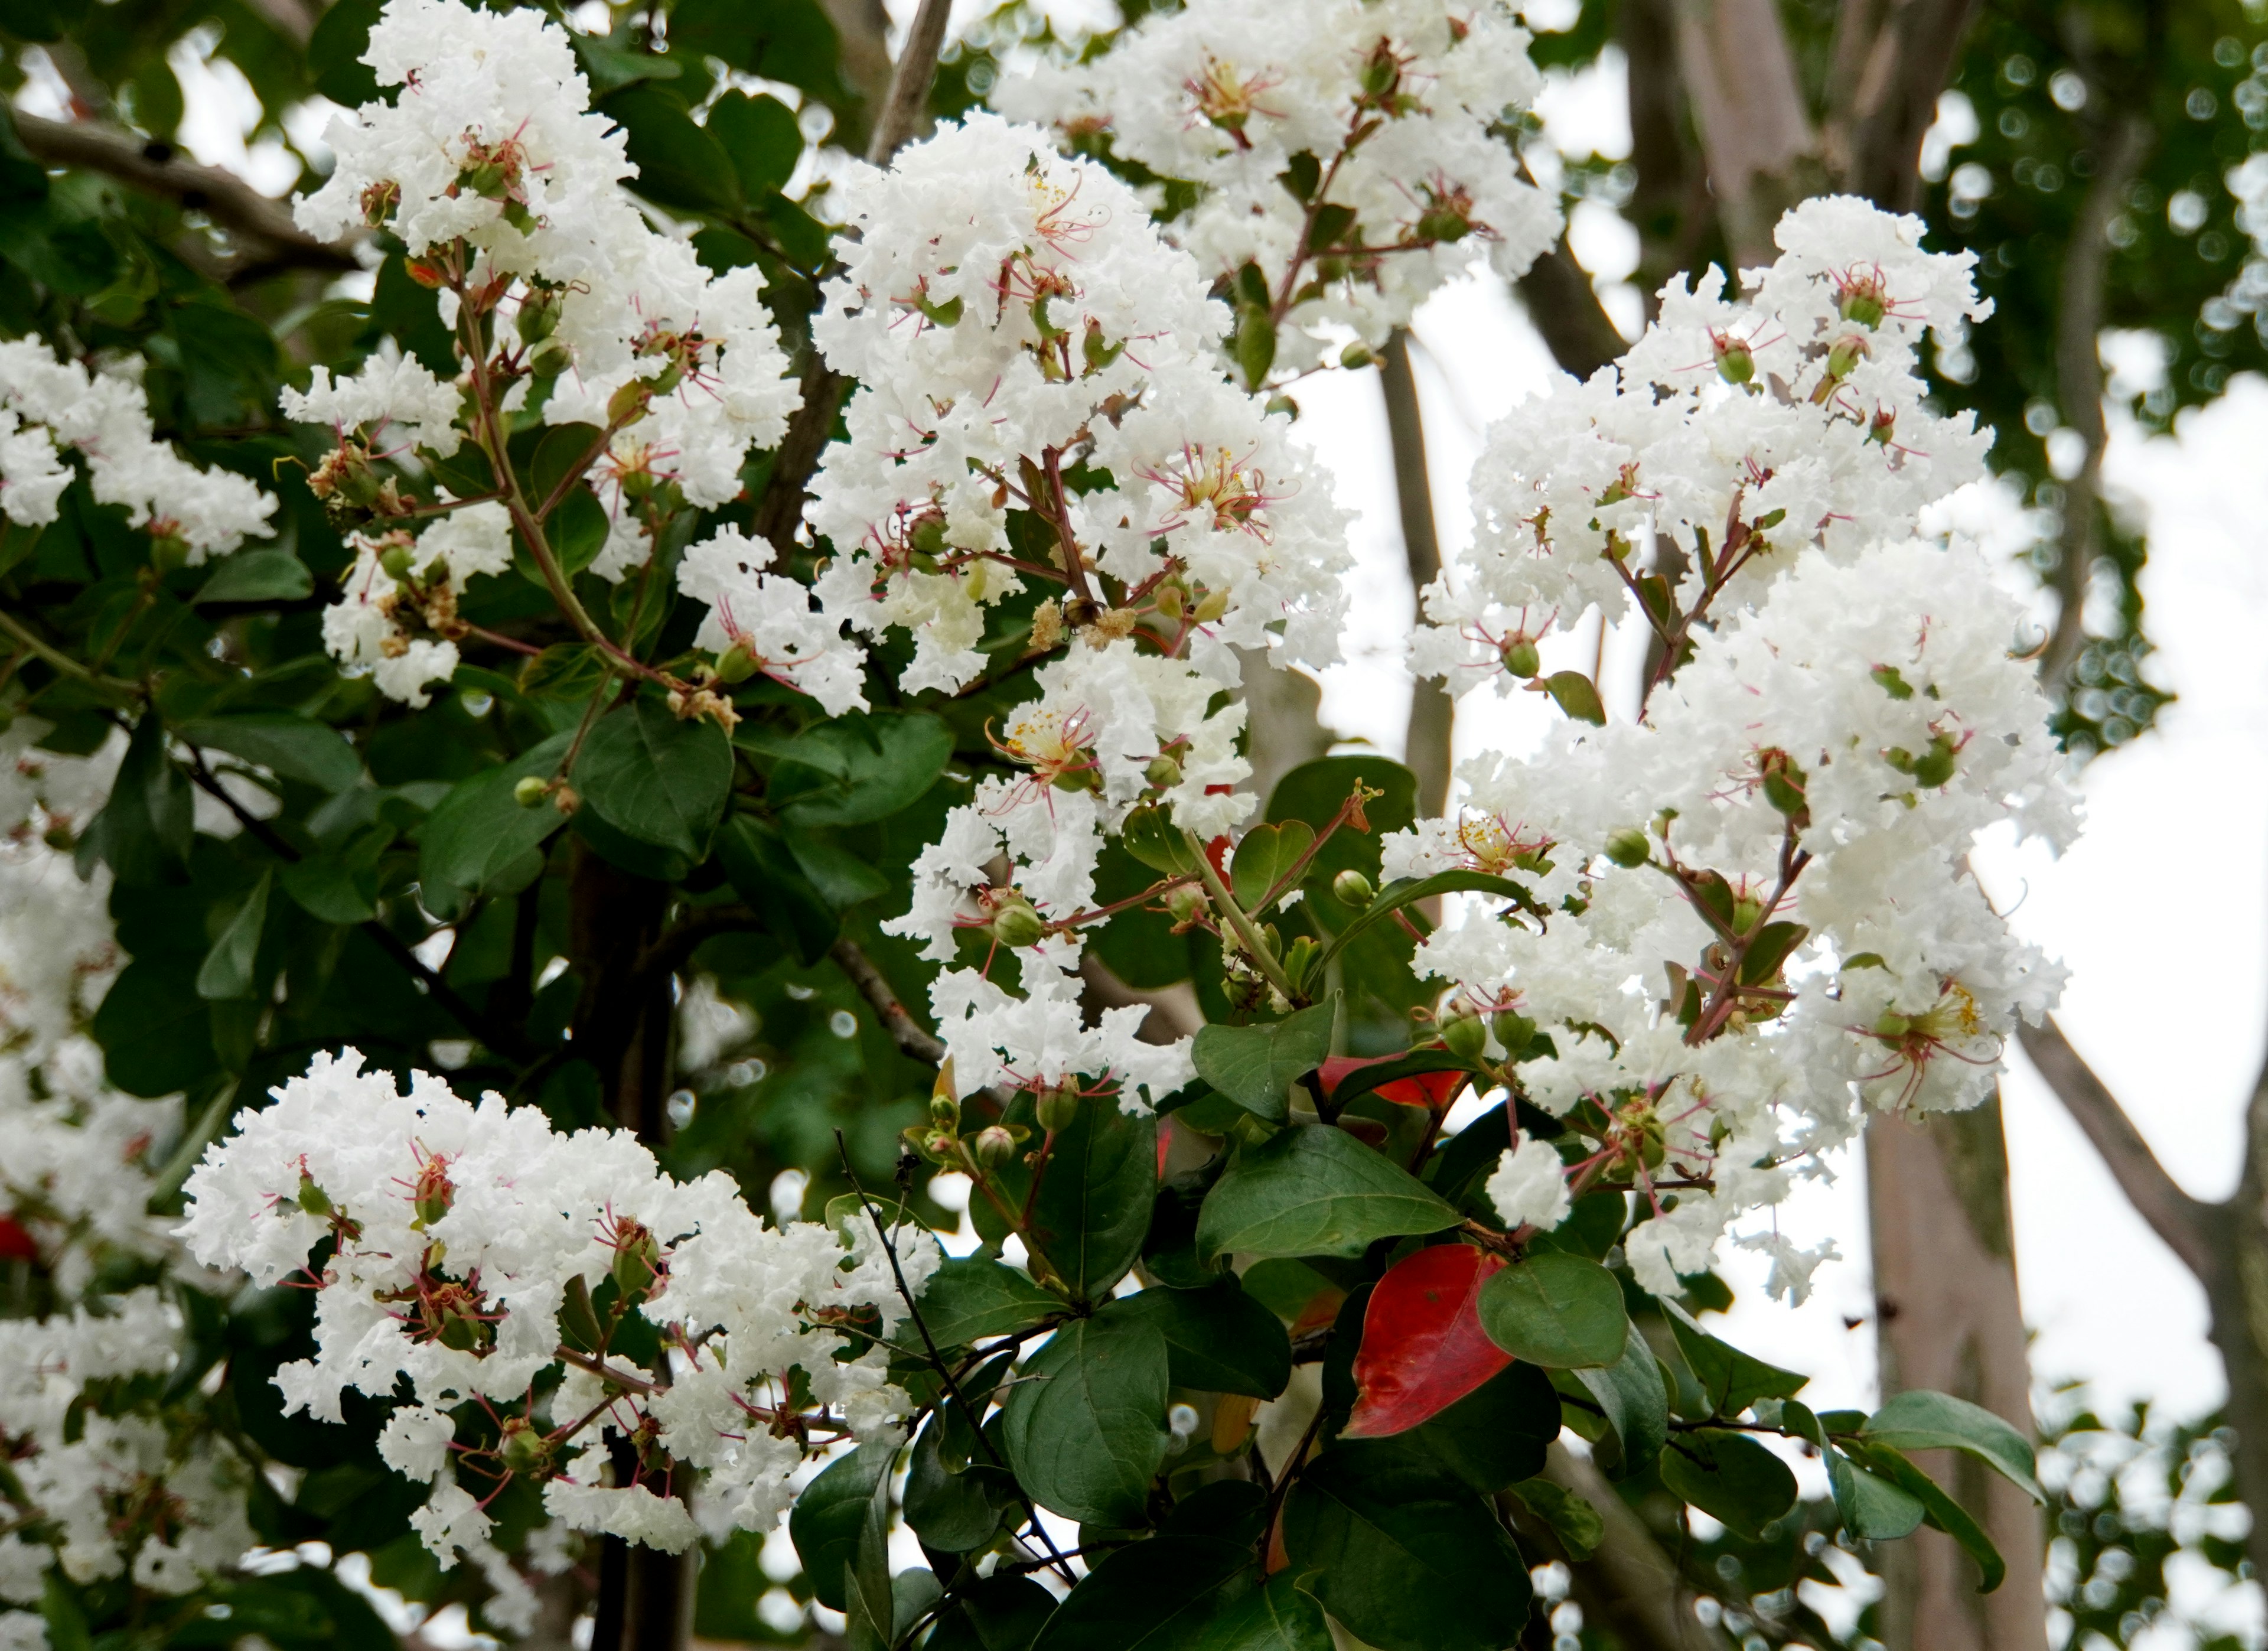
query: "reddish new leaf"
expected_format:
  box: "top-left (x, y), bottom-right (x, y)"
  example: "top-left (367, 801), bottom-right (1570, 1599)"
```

top-left (1342, 1243), bottom-right (1511, 1438)
top-left (0, 1215), bottom-right (37, 1262)
top-left (1319, 1051), bottom-right (1466, 1112)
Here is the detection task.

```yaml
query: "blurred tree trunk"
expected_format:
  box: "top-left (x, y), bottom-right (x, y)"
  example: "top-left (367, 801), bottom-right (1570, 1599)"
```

top-left (1866, 1098), bottom-right (2048, 1651)
top-left (1379, 331), bottom-right (1453, 817)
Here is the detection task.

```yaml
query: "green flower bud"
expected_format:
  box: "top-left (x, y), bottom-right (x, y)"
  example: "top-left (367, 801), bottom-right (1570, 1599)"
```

top-left (711, 640), bottom-right (760, 685)
top-left (513, 776), bottom-right (550, 809)
top-left (1192, 589), bottom-right (1230, 623)
top-left (611, 1223), bottom-right (661, 1302)
top-left (1603, 827), bottom-right (1652, 869)
top-left (1035, 1081), bottom-right (1081, 1134)
top-left (1873, 1011), bottom-right (1912, 1041)
top-left (1826, 333), bottom-right (1870, 380)
top-left (989, 901), bottom-right (1047, 949)
top-left (1146, 754), bottom-right (1184, 789)
top-left (1331, 868), bottom-right (1375, 908)
top-left (1154, 582), bottom-right (1187, 620)
top-left (517, 287), bottom-right (563, 344)
top-left (1439, 1012), bottom-right (1487, 1061)
top-left (1731, 894), bottom-right (1765, 936)
top-left (1165, 885), bottom-right (1208, 927)
top-left (1339, 343), bottom-right (1376, 370)
top-left (379, 545), bottom-right (416, 583)
top-left (607, 379), bottom-right (652, 426)
top-left (1840, 290), bottom-right (1886, 328)
top-left (1713, 334), bottom-right (1755, 386)
top-left (929, 1093), bottom-right (959, 1128)
top-left (973, 1125), bottom-right (1016, 1168)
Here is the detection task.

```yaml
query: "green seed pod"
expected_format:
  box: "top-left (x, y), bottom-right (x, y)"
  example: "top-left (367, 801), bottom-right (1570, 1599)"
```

top-left (498, 1418), bottom-right (553, 1477)
top-left (612, 1225), bottom-right (660, 1302)
top-left (1331, 868), bottom-right (1375, 908)
top-left (517, 286), bottom-right (562, 344)
top-left (1192, 588), bottom-right (1230, 622)
top-left (1603, 827), bottom-right (1652, 869)
top-left (1165, 885), bottom-right (1208, 927)
top-left (1841, 290), bottom-right (1886, 328)
top-left (1154, 582), bottom-right (1187, 620)
top-left (990, 901), bottom-right (1047, 949)
top-left (711, 640), bottom-right (759, 685)
top-left (296, 1173), bottom-right (333, 1217)
top-left (1439, 1012), bottom-right (1488, 1061)
top-left (1714, 336), bottom-right (1755, 385)
top-left (1035, 1080), bottom-right (1081, 1134)
top-left (1826, 333), bottom-right (1870, 379)
top-left (1501, 638), bottom-right (1542, 679)
top-left (513, 776), bottom-right (550, 809)
top-left (1731, 894), bottom-right (1765, 936)
top-left (1339, 343), bottom-right (1376, 370)
top-left (379, 545), bottom-right (416, 583)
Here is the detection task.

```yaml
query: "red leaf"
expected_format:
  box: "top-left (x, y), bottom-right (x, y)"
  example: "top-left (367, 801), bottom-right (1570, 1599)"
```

top-left (0, 1215), bottom-right (38, 1262)
top-left (1342, 1243), bottom-right (1511, 1438)
top-left (1318, 1051), bottom-right (1467, 1112)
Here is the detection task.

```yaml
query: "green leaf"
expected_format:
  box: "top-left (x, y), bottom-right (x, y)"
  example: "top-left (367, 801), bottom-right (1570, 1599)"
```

top-left (708, 90), bottom-right (803, 199)
top-left (915, 1256), bottom-right (1063, 1349)
top-left (306, 0), bottom-right (382, 105)
top-left (1191, 1571), bottom-right (1331, 1651)
top-left (193, 550), bottom-right (312, 605)
top-left (1506, 1478), bottom-right (1604, 1561)
top-left (1860, 1389), bottom-right (2045, 1503)
top-left (783, 824), bottom-right (888, 911)
top-left (178, 713), bottom-right (361, 793)
top-left (717, 815), bottom-right (839, 964)
top-left (1658, 1428), bottom-right (1798, 1539)
top-left (1190, 999), bottom-right (1335, 1124)
top-left (1738, 920), bottom-right (1810, 985)
top-left (1028, 1094), bottom-right (1157, 1301)
top-left (85, 714), bottom-right (190, 886)
top-left (1265, 756), bottom-right (1415, 886)
top-left (1572, 1328), bottom-right (1669, 1475)
top-left (1477, 1253), bottom-right (1628, 1369)
top-left (573, 698), bottom-right (732, 858)
top-left (1196, 1125), bottom-right (1458, 1261)
top-left (196, 870), bottom-right (272, 1001)
top-left (1543, 670), bottom-right (1606, 725)
top-left (842, 1442), bottom-right (895, 1651)
top-left (1120, 803), bottom-right (1202, 875)
top-left (91, 959), bottom-right (218, 1097)
top-left (1030, 1535), bottom-right (1254, 1651)
top-left (1315, 870), bottom-right (1536, 976)
top-left (279, 854), bottom-right (378, 925)
top-left (926, 1574), bottom-right (1058, 1651)
top-left (1282, 1448), bottom-right (1530, 1651)
top-left (599, 84), bottom-right (741, 213)
top-left (417, 732), bottom-right (572, 918)
top-left (1363, 1359), bottom-right (1562, 1494)
top-left (998, 1311), bottom-right (1171, 1528)
top-left (903, 1416), bottom-right (1012, 1553)
top-left (1829, 1449), bottom-right (1928, 1541)
top-left (1115, 1279), bottom-right (1291, 1399)
top-left (1847, 1440), bottom-right (2007, 1592)
top-left (1661, 1301), bottom-right (1808, 1417)
top-left (788, 1441), bottom-right (891, 1612)
top-left (1228, 820), bottom-right (1314, 911)
top-left (752, 711), bottom-right (951, 826)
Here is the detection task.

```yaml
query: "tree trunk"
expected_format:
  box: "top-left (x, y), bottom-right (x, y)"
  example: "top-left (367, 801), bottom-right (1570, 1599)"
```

top-left (1379, 332), bottom-right (1453, 818)
top-left (569, 843), bottom-right (692, 1651)
top-left (1865, 1096), bottom-right (2047, 1651)
top-left (1236, 649), bottom-right (1334, 807)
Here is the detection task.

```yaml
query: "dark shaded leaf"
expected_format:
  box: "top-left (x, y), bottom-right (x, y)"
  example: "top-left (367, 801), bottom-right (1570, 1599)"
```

top-left (1196, 1125), bottom-right (1458, 1261)
top-left (1116, 1279), bottom-right (1291, 1399)
top-left (1659, 1428), bottom-right (1798, 1539)
top-left (1477, 1253), bottom-right (1628, 1369)
top-left (788, 1441), bottom-right (891, 1612)
top-left (998, 1311), bottom-right (1171, 1528)
top-left (1030, 1535), bottom-right (1254, 1651)
top-left (915, 1255), bottom-right (1062, 1349)
top-left (178, 713), bottom-right (360, 793)
top-left (573, 698), bottom-right (731, 858)
top-left (1190, 999), bottom-right (1334, 1124)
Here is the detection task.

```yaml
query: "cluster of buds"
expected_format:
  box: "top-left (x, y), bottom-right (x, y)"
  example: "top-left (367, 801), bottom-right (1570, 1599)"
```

top-left (307, 440), bottom-right (414, 529)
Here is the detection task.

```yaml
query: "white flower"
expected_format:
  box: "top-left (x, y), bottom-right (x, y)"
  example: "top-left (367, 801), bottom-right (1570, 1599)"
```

top-left (1486, 1133), bottom-right (1571, 1232)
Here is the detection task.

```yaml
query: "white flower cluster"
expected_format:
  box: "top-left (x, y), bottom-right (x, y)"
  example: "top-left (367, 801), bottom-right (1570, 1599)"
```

top-left (768, 114), bottom-right (1348, 1108)
top-left (318, 499), bottom-right (515, 708)
top-left (0, 735), bottom-right (255, 1647)
top-left (1392, 200), bottom-right (2073, 1301)
top-left (995, 0), bottom-right (1559, 379)
top-left (178, 1051), bottom-right (939, 1629)
top-left (1415, 197), bottom-right (1995, 681)
top-left (284, 0), bottom-right (801, 703)
top-left (0, 340), bottom-right (274, 561)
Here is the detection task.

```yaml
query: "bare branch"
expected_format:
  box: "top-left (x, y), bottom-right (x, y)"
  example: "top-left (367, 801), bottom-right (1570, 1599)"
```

top-left (11, 113), bottom-right (359, 274)
top-left (1381, 331), bottom-right (1453, 818)
top-left (831, 935), bottom-right (947, 1064)
top-left (2016, 1017), bottom-right (2218, 1280)
top-left (865, 0), bottom-right (953, 166)
top-left (1514, 237), bottom-right (1629, 381)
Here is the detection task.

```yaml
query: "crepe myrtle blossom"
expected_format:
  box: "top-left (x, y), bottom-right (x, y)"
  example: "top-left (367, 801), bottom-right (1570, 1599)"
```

top-left (797, 112), bottom-right (1350, 698)
top-left (995, 0), bottom-right (1560, 382)
top-left (0, 339), bottom-right (273, 563)
top-left (177, 1050), bottom-right (939, 1627)
top-left (281, 0), bottom-right (802, 707)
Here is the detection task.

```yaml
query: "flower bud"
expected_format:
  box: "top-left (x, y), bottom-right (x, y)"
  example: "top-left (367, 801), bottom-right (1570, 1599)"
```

top-left (1500, 637), bottom-right (1541, 679)
top-left (1416, 205), bottom-right (1472, 244)
top-left (517, 286), bottom-right (563, 344)
top-left (611, 1223), bottom-right (661, 1302)
top-left (1826, 333), bottom-right (1871, 379)
top-left (1731, 894), bottom-right (1765, 936)
top-left (1165, 884), bottom-right (1208, 927)
top-left (929, 1093), bottom-right (959, 1128)
top-left (1035, 1080), bottom-right (1081, 1134)
top-left (712, 640), bottom-right (759, 685)
top-left (607, 380), bottom-right (652, 426)
top-left (989, 901), bottom-right (1047, 949)
top-left (1873, 1010), bottom-right (1912, 1041)
top-left (1439, 1012), bottom-right (1487, 1060)
top-left (513, 775), bottom-right (550, 808)
top-left (379, 544), bottom-right (417, 583)
top-left (1713, 333), bottom-right (1755, 385)
top-left (973, 1125), bottom-right (1016, 1168)
top-left (1340, 343), bottom-right (1375, 370)
top-left (1331, 868), bottom-right (1375, 908)
top-left (412, 1157), bottom-right (453, 1227)
top-left (1153, 582), bottom-right (1186, 620)
top-left (1840, 289), bottom-right (1886, 328)
top-left (1146, 754), bottom-right (1183, 789)
top-left (1603, 826), bottom-right (1652, 869)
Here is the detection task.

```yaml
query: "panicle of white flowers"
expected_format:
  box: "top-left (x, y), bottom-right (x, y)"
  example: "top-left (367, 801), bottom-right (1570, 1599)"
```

top-left (284, 0), bottom-right (801, 705)
top-left (0, 735), bottom-right (259, 1646)
top-left (1402, 198), bottom-right (2071, 1302)
top-left (0, 340), bottom-right (275, 563)
top-left (995, 0), bottom-right (1560, 381)
top-left (177, 1050), bottom-right (939, 1621)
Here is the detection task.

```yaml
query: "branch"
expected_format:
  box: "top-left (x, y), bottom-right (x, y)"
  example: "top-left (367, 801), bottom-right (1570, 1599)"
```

top-left (865, 0), bottom-right (953, 165)
top-left (1380, 331), bottom-right (1452, 819)
top-left (10, 113), bottom-right (359, 274)
top-left (2015, 1017), bottom-right (2218, 1279)
top-left (1513, 236), bottom-right (1628, 381)
top-left (1824, 0), bottom-right (1984, 209)
top-left (634, 903), bottom-right (762, 984)
top-left (830, 935), bottom-right (946, 1064)
top-left (1516, 1442), bottom-right (1734, 1651)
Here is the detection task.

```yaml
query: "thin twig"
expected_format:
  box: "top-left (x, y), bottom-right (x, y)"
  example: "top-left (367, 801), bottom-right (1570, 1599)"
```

top-left (553, 1344), bottom-right (664, 1398)
top-left (831, 935), bottom-right (947, 1064)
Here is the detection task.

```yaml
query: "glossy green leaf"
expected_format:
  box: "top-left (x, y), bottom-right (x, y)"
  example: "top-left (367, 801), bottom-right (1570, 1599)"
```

top-left (1359, 1359), bottom-right (1562, 1494)
top-left (1028, 1093), bottom-right (1156, 1302)
top-left (998, 1311), bottom-right (1171, 1528)
top-left (914, 1256), bottom-right (1063, 1349)
top-left (84, 714), bottom-right (190, 887)
top-left (752, 711), bottom-right (951, 826)
top-left (1228, 819), bottom-right (1313, 911)
top-left (599, 84), bottom-right (740, 213)
top-left (573, 698), bottom-right (732, 858)
top-left (1662, 1301), bottom-right (1808, 1417)
top-left (1196, 1125), bottom-right (1458, 1261)
top-left (1315, 870), bottom-right (1537, 975)
top-left (1477, 1253), bottom-right (1628, 1369)
top-left (787, 1441), bottom-right (891, 1613)
top-left (1030, 1535), bottom-right (1254, 1651)
top-left (1572, 1328), bottom-right (1669, 1475)
top-left (1282, 1448), bottom-right (1530, 1651)
top-left (1189, 998), bottom-right (1334, 1124)
top-left (92, 959), bottom-right (217, 1098)
top-left (1543, 670), bottom-right (1606, 724)
top-left (925, 1573), bottom-right (1058, 1651)
top-left (1658, 1428), bottom-right (1799, 1538)
top-left (1848, 1440), bottom-right (2008, 1592)
top-left (1115, 1279), bottom-right (1291, 1399)
top-left (416, 732), bottom-right (572, 917)
top-left (903, 1416), bottom-right (1011, 1554)
top-left (195, 870), bottom-right (270, 1001)
top-left (716, 815), bottom-right (837, 964)
top-left (1829, 1448), bottom-right (1929, 1541)
top-left (1191, 1571), bottom-right (1331, 1651)
top-left (1119, 803), bottom-right (1203, 875)
top-left (178, 714), bottom-right (360, 793)
top-left (1860, 1388), bottom-right (2045, 1503)
top-left (192, 550), bottom-right (311, 605)
top-left (708, 90), bottom-right (802, 198)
